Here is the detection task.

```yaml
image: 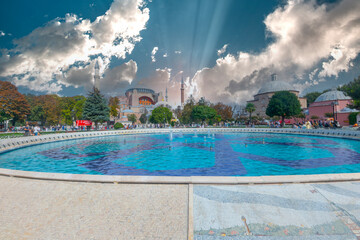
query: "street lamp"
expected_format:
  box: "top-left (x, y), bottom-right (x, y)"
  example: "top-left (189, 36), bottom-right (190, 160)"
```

top-left (332, 100), bottom-right (339, 121)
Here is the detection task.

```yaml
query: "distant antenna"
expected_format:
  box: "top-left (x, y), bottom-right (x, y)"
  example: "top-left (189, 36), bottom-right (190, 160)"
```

top-left (271, 73), bottom-right (277, 81)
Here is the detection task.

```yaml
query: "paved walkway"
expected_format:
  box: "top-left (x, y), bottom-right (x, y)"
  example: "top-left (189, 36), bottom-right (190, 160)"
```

top-left (1, 176), bottom-right (360, 240)
top-left (0, 176), bottom-right (188, 239)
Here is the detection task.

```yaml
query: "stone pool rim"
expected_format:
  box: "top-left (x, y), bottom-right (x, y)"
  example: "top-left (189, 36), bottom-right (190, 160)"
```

top-left (1, 127), bottom-right (360, 184)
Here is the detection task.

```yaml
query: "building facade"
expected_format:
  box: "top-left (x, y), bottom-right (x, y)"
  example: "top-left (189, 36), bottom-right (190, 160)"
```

top-left (247, 74), bottom-right (307, 118)
top-left (307, 89), bottom-right (355, 126)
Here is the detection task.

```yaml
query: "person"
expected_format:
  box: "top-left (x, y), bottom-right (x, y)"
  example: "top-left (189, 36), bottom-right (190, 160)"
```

top-left (34, 126), bottom-right (40, 136)
top-left (23, 123), bottom-right (30, 136)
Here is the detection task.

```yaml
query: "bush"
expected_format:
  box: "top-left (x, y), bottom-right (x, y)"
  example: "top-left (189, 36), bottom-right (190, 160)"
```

top-left (114, 122), bottom-right (124, 129)
top-left (348, 112), bottom-right (359, 125)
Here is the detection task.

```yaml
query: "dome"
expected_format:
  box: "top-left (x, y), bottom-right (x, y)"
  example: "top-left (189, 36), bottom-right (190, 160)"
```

top-left (257, 80), bottom-right (296, 95)
top-left (314, 90), bottom-right (351, 102)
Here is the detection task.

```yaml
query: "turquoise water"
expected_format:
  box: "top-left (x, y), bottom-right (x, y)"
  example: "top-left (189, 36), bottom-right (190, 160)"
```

top-left (0, 132), bottom-right (359, 176)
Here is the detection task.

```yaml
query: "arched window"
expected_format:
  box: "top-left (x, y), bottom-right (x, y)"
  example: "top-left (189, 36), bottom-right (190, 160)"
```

top-left (139, 96), bottom-right (154, 105)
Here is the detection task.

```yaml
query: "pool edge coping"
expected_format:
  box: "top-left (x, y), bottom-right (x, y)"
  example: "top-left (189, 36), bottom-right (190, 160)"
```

top-left (1, 168), bottom-right (360, 184)
top-left (1, 127), bottom-right (359, 184)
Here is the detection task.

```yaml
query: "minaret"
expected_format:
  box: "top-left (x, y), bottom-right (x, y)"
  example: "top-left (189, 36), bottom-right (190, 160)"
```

top-left (165, 87), bottom-right (168, 102)
top-left (94, 60), bottom-right (100, 89)
top-left (180, 76), bottom-right (184, 106)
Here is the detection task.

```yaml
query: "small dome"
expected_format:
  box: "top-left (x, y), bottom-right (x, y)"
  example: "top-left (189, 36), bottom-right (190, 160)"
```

top-left (314, 90), bottom-right (351, 102)
top-left (122, 109), bottom-right (134, 113)
top-left (257, 80), bottom-right (296, 95)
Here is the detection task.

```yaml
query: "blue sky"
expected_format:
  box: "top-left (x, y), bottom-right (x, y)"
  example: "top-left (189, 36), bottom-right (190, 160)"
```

top-left (0, 0), bottom-right (359, 106)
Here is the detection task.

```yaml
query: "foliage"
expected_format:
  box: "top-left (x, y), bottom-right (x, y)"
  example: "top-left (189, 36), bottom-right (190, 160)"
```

top-left (266, 91), bottom-right (301, 126)
top-left (212, 102), bottom-right (233, 122)
top-left (310, 115), bottom-right (319, 119)
top-left (110, 105), bottom-right (118, 118)
top-left (149, 106), bottom-right (173, 124)
top-left (109, 97), bottom-right (119, 118)
top-left (30, 105), bottom-right (46, 125)
top-left (82, 87), bottom-right (110, 128)
top-left (139, 113), bottom-right (147, 124)
top-left (128, 114), bottom-right (137, 124)
top-left (197, 97), bottom-right (209, 106)
top-left (180, 96), bottom-right (196, 124)
top-left (245, 103), bottom-right (256, 123)
top-left (338, 75), bottom-right (360, 109)
top-left (348, 112), bottom-right (359, 125)
top-left (114, 122), bottom-right (124, 129)
top-left (0, 81), bottom-right (31, 125)
top-left (304, 92), bottom-right (322, 107)
top-left (324, 112), bottom-right (334, 118)
top-left (191, 105), bottom-right (218, 124)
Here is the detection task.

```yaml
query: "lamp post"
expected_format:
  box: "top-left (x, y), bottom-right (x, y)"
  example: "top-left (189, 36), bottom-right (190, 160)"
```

top-left (332, 100), bottom-right (339, 121)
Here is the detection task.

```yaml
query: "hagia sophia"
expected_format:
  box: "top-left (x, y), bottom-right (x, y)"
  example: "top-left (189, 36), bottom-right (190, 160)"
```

top-left (109, 77), bottom-right (185, 125)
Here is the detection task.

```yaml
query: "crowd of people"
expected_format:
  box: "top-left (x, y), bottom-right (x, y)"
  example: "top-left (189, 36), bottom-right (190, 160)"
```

top-left (291, 119), bottom-right (341, 129)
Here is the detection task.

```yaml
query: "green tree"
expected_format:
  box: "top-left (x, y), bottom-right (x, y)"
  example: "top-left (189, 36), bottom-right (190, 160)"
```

top-left (82, 87), bottom-right (110, 129)
top-left (110, 105), bottom-right (118, 119)
top-left (304, 92), bottom-right (322, 107)
top-left (73, 96), bottom-right (86, 120)
top-left (245, 103), bottom-right (256, 124)
top-left (0, 81), bottom-right (30, 126)
top-left (180, 96), bottom-right (196, 124)
top-left (191, 105), bottom-right (218, 124)
top-left (109, 96), bottom-right (119, 118)
top-left (266, 91), bottom-right (301, 127)
top-left (128, 114), bottom-right (137, 124)
top-left (30, 105), bottom-right (46, 125)
top-left (348, 112), bottom-right (359, 125)
top-left (149, 106), bottom-right (173, 125)
top-left (338, 76), bottom-right (360, 109)
top-left (139, 113), bottom-right (147, 124)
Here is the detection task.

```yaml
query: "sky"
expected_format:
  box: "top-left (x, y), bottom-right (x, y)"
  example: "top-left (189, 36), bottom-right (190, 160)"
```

top-left (0, 0), bottom-right (359, 107)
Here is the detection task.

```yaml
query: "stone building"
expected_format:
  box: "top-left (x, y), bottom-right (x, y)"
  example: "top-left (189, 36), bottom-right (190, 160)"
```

top-left (247, 74), bottom-right (307, 118)
top-left (307, 89), bottom-right (355, 126)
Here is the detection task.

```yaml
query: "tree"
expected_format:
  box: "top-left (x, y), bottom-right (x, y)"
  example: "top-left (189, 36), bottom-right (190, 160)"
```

top-left (191, 105), bottom-right (218, 124)
top-left (109, 96), bottom-right (119, 118)
top-left (266, 91), bottom-right (301, 127)
top-left (348, 112), bottom-right (359, 125)
top-left (212, 102), bottom-right (233, 122)
top-left (30, 105), bottom-right (46, 125)
top-left (110, 105), bottom-right (118, 119)
top-left (82, 87), bottom-right (110, 129)
top-left (128, 114), bottom-right (137, 125)
top-left (245, 103), bottom-right (256, 124)
top-left (114, 122), bottom-right (124, 129)
top-left (72, 96), bottom-right (86, 120)
top-left (180, 96), bottom-right (196, 124)
top-left (197, 97), bottom-right (209, 106)
top-left (339, 75), bottom-right (360, 109)
top-left (139, 113), bottom-right (147, 124)
top-left (304, 92), bottom-right (322, 107)
top-left (149, 106), bottom-right (173, 125)
top-left (0, 81), bottom-right (30, 126)
top-left (310, 115), bottom-right (319, 120)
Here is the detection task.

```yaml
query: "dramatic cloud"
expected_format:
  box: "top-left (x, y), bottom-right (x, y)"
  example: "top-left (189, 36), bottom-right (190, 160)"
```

top-left (0, 0), bottom-right (149, 94)
top-left (217, 44), bottom-right (228, 56)
top-left (151, 46), bottom-right (158, 62)
top-left (192, 0), bottom-right (360, 104)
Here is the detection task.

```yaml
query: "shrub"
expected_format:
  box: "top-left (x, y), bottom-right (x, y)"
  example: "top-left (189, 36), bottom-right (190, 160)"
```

top-left (348, 112), bottom-right (359, 125)
top-left (114, 122), bottom-right (124, 129)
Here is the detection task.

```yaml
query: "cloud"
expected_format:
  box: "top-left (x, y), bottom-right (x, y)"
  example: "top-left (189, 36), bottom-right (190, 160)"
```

top-left (192, 0), bottom-right (360, 104)
top-left (0, 31), bottom-right (5, 37)
top-left (151, 46), bottom-right (158, 62)
top-left (0, 0), bottom-right (149, 93)
top-left (217, 44), bottom-right (228, 56)
top-left (163, 53), bottom-right (168, 58)
top-left (174, 50), bottom-right (181, 54)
